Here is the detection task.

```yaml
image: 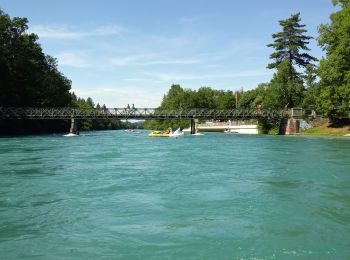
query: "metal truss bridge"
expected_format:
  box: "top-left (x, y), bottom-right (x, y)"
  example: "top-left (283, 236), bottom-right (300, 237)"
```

top-left (0, 107), bottom-right (301, 120)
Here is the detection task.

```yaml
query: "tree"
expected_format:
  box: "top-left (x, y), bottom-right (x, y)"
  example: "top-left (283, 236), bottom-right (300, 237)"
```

top-left (332, 0), bottom-right (350, 8)
top-left (216, 90), bottom-right (236, 109)
top-left (194, 87), bottom-right (216, 108)
top-left (144, 84), bottom-right (237, 130)
top-left (160, 84), bottom-right (188, 109)
top-left (265, 59), bottom-right (304, 109)
top-left (317, 1), bottom-right (350, 118)
top-left (0, 10), bottom-right (74, 134)
top-left (267, 13), bottom-right (318, 69)
top-left (0, 10), bottom-right (72, 107)
top-left (238, 83), bottom-right (268, 109)
top-left (302, 65), bottom-right (319, 110)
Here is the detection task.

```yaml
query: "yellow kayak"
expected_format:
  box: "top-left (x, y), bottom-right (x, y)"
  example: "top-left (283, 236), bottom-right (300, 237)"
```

top-left (148, 131), bottom-right (171, 137)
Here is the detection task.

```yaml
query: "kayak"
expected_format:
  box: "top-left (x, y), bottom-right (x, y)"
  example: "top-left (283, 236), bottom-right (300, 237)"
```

top-left (149, 128), bottom-right (184, 137)
top-left (148, 131), bottom-right (171, 137)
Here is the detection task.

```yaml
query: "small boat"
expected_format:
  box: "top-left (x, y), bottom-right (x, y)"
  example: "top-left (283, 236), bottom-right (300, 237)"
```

top-left (63, 133), bottom-right (79, 137)
top-left (226, 125), bottom-right (258, 134)
top-left (191, 129), bottom-right (203, 135)
top-left (224, 129), bottom-right (239, 134)
top-left (170, 128), bottom-right (184, 137)
top-left (148, 128), bottom-right (183, 137)
top-left (124, 129), bottom-right (141, 133)
top-left (148, 131), bottom-right (171, 137)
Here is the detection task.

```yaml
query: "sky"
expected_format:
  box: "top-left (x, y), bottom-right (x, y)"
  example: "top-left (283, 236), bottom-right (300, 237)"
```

top-left (0, 0), bottom-right (337, 107)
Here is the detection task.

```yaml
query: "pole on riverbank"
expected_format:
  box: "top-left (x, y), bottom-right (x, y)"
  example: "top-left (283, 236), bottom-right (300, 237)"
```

top-left (70, 118), bottom-right (77, 134)
top-left (190, 119), bottom-right (196, 134)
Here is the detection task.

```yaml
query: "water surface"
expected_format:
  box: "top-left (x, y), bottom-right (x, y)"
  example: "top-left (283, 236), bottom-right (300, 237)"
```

top-left (1, 131), bottom-right (350, 259)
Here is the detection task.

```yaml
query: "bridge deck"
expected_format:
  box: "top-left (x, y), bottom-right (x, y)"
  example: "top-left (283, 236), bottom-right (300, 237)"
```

top-left (0, 107), bottom-right (293, 120)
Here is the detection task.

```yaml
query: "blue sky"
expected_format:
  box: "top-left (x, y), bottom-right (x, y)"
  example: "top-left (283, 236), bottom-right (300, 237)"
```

top-left (1, 0), bottom-right (336, 107)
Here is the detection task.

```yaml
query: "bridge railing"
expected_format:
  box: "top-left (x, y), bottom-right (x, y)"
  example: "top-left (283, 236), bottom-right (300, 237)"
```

top-left (0, 107), bottom-right (291, 120)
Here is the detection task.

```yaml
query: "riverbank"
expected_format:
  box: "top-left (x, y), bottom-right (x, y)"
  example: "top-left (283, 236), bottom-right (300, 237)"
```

top-left (302, 120), bottom-right (350, 136)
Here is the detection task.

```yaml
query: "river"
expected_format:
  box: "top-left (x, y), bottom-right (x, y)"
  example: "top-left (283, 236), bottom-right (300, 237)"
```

top-left (0, 131), bottom-right (349, 259)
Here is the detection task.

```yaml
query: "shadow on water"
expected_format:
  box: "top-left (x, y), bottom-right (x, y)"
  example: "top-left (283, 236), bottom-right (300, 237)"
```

top-left (0, 223), bottom-right (42, 242)
top-left (313, 191), bottom-right (350, 225)
top-left (30, 198), bottom-right (65, 207)
top-left (5, 168), bottom-right (51, 177)
top-left (262, 180), bottom-right (308, 189)
top-left (315, 206), bottom-right (350, 225)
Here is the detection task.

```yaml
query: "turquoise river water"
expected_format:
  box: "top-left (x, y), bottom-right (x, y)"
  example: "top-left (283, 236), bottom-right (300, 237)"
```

top-left (0, 131), bottom-right (350, 259)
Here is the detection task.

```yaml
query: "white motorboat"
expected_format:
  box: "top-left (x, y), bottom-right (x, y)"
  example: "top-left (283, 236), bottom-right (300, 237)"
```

top-left (170, 128), bottom-right (184, 137)
top-left (63, 133), bottom-right (79, 137)
top-left (224, 125), bottom-right (258, 134)
top-left (184, 124), bottom-right (258, 134)
top-left (224, 129), bottom-right (239, 134)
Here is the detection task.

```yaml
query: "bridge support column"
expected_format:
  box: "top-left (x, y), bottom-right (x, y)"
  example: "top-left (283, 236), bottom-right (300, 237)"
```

top-left (279, 118), bottom-right (288, 135)
top-left (190, 119), bottom-right (196, 134)
top-left (285, 118), bottom-right (300, 135)
top-left (70, 118), bottom-right (77, 134)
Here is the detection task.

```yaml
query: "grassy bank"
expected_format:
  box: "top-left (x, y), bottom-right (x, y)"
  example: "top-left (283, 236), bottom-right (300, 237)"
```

top-left (303, 121), bottom-right (350, 136)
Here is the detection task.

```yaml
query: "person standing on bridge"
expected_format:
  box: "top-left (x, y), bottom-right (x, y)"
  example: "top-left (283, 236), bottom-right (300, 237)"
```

top-left (131, 104), bottom-right (136, 113)
top-left (125, 104), bottom-right (130, 114)
top-left (102, 104), bottom-right (107, 114)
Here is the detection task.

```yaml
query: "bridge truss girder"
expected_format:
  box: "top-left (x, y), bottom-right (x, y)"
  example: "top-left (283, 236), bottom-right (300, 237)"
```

top-left (0, 107), bottom-right (290, 120)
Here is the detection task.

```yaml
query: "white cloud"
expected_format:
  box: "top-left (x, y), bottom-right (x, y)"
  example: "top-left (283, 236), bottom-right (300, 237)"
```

top-left (178, 14), bottom-right (214, 25)
top-left (150, 69), bottom-right (273, 82)
top-left (55, 51), bottom-right (203, 69)
top-left (152, 73), bottom-right (205, 82)
top-left (95, 25), bottom-right (125, 35)
top-left (144, 59), bottom-right (201, 65)
top-left (30, 25), bottom-right (84, 39)
top-left (30, 22), bottom-right (273, 104)
top-left (148, 34), bottom-right (191, 47)
top-left (30, 24), bottom-right (126, 39)
top-left (110, 54), bottom-right (201, 66)
top-left (71, 86), bottom-right (163, 107)
top-left (110, 55), bottom-right (146, 66)
top-left (56, 52), bottom-right (90, 68)
top-left (178, 16), bottom-right (198, 24)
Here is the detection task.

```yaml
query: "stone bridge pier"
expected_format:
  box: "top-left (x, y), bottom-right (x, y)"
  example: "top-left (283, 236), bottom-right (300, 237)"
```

top-left (285, 118), bottom-right (300, 135)
top-left (283, 108), bottom-right (303, 135)
top-left (190, 119), bottom-right (196, 134)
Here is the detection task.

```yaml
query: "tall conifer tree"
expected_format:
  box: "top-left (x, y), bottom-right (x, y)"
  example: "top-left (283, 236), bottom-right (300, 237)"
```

top-left (267, 13), bottom-right (317, 69)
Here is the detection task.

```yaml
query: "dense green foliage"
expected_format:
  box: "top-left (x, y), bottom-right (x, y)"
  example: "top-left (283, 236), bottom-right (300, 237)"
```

top-left (0, 10), bottom-right (71, 134)
top-left (144, 85), bottom-right (236, 130)
top-left (265, 59), bottom-right (304, 109)
top-left (316, 1), bottom-right (350, 118)
top-left (157, 85), bottom-right (236, 110)
top-left (267, 13), bottom-right (318, 69)
top-left (0, 10), bottom-right (72, 107)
